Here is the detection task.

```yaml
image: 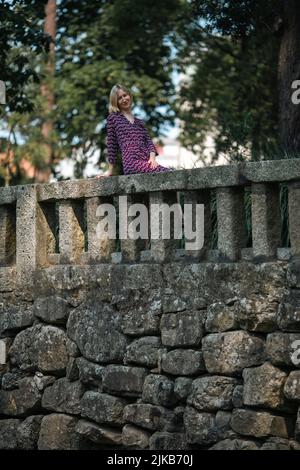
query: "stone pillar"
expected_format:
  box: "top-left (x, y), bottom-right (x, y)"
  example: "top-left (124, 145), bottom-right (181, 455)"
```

top-left (0, 204), bottom-right (16, 265)
top-left (184, 189), bottom-right (212, 259)
top-left (216, 186), bottom-right (247, 261)
top-left (149, 191), bottom-right (179, 262)
top-left (120, 194), bottom-right (148, 262)
top-left (251, 182), bottom-right (281, 259)
top-left (58, 200), bottom-right (85, 264)
top-left (288, 181), bottom-right (300, 257)
top-left (86, 196), bottom-right (116, 262)
top-left (16, 185), bottom-right (41, 290)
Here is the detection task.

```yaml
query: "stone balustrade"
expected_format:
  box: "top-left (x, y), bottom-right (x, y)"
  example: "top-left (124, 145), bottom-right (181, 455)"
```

top-left (1, 159), bottom-right (300, 451)
top-left (0, 159), bottom-right (299, 291)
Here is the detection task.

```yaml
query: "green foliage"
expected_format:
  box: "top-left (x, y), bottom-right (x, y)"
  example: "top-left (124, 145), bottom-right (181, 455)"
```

top-left (173, 0), bottom-right (281, 163)
top-left (190, 0), bottom-right (282, 38)
top-left (0, 0), bottom-right (294, 185)
top-left (0, 0), bottom-right (49, 113)
top-left (1, 0), bottom-right (184, 182)
top-left (53, 0), bottom-right (182, 175)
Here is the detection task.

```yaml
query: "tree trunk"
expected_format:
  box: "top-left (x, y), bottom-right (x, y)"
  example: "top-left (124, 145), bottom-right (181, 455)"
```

top-left (36, 0), bottom-right (56, 183)
top-left (278, 0), bottom-right (300, 155)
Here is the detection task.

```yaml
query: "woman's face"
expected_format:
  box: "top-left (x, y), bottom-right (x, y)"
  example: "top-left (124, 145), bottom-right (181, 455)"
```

top-left (117, 89), bottom-right (132, 112)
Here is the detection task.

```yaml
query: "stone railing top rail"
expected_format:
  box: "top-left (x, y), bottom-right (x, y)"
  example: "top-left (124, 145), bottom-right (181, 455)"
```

top-left (0, 158), bottom-right (300, 204)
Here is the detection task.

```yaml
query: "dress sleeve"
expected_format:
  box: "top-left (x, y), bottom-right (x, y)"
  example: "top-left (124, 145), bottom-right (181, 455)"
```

top-left (106, 114), bottom-right (118, 164)
top-left (141, 121), bottom-right (158, 156)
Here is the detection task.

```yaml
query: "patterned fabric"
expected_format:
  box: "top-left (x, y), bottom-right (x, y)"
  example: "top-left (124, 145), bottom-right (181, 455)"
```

top-left (106, 111), bottom-right (172, 175)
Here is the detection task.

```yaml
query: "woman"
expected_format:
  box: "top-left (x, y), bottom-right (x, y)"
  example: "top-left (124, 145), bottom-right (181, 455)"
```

top-left (98, 84), bottom-right (172, 177)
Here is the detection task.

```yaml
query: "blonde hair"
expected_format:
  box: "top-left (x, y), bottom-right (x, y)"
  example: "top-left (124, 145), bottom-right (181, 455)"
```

top-left (108, 84), bottom-right (133, 113)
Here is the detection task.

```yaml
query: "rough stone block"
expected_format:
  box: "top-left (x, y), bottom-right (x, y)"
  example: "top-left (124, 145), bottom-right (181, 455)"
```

top-left (67, 303), bottom-right (129, 363)
top-left (142, 374), bottom-right (176, 407)
top-left (75, 419), bottom-right (122, 446)
top-left (123, 403), bottom-right (175, 431)
top-left (237, 295), bottom-right (278, 332)
top-left (183, 406), bottom-right (218, 445)
top-left (260, 437), bottom-right (292, 450)
top-left (1, 368), bottom-right (27, 390)
top-left (232, 385), bottom-right (244, 408)
top-left (9, 324), bottom-right (69, 374)
top-left (124, 337), bottom-right (161, 368)
top-left (284, 371), bottom-right (300, 401)
top-left (34, 295), bottom-right (69, 324)
top-left (160, 310), bottom-right (204, 347)
top-left (205, 302), bottom-right (239, 332)
top-left (0, 305), bottom-right (34, 335)
top-left (215, 410), bottom-right (236, 440)
top-left (102, 365), bottom-right (148, 397)
top-left (209, 439), bottom-right (259, 450)
top-left (17, 415), bottom-right (43, 450)
top-left (37, 414), bottom-right (82, 450)
top-left (0, 267), bottom-right (16, 292)
top-left (122, 424), bottom-right (151, 449)
top-left (287, 260), bottom-right (300, 289)
top-left (121, 303), bottom-right (161, 336)
top-left (0, 376), bottom-right (42, 416)
top-left (66, 338), bottom-right (80, 357)
top-left (231, 409), bottom-right (293, 438)
top-left (162, 291), bottom-right (207, 313)
top-left (161, 349), bottom-right (205, 376)
top-left (202, 331), bottom-right (266, 375)
top-left (0, 419), bottom-right (21, 449)
top-left (149, 432), bottom-right (188, 450)
top-left (187, 376), bottom-right (238, 411)
top-left (66, 357), bottom-right (79, 382)
top-left (76, 357), bottom-right (104, 388)
top-left (174, 377), bottom-right (193, 402)
top-left (278, 290), bottom-right (300, 332)
top-left (296, 407), bottom-right (300, 441)
top-left (243, 362), bottom-right (289, 411)
top-left (42, 378), bottom-right (85, 415)
top-left (81, 392), bottom-right (127, 426)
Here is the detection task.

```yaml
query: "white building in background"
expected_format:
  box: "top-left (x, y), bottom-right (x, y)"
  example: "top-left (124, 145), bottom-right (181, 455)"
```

top-left (156, 138), bottom-right (201, 170)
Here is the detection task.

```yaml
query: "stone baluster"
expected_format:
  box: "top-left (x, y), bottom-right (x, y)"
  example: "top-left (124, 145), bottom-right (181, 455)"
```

top-left (183, 189), bottom-right (212, 259)
top-left (120, 194), bottom-right (148, 262)
top-left (0, 204), bottom-right (16, 266)
top-left (58, 200), bottom-right (85, 264)
top-left (216, 186), bottom-right (247, 261)
top-left (16, 186), bottom-right (41, 290)
top-left (251, 182), bottom-right (281, 259)
top-left (36, 202), bottom-right (57, 266)
top-left (149, 191), bottom-right (179, 262)
top-left (288, 181), bottom-right (300, 257)
top-left (86, 196), bottom-right (116, 262)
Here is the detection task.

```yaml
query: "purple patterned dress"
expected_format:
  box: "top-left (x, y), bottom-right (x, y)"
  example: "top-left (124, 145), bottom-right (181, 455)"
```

top-left (106, 111), bottom-right (171, 175)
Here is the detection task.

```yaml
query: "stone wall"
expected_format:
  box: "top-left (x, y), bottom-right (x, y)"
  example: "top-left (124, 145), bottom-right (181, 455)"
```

top-left (1, 259), bottom-right (300, 450)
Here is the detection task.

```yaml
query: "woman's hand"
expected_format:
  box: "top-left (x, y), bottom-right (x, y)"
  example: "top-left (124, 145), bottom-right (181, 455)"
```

top-left (95, 170), bottom-right (113, 178)
top-left (95, 163), bottom-right (114, 178)
top-left (148, 154), bottom-right (158, 169)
